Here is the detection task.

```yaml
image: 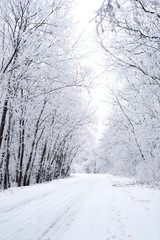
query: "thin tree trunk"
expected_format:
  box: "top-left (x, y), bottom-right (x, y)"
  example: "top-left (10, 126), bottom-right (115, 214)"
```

top-left (3, 109), bottom-right (11, 189)
top-left (23, 101), bottom-right (46, 186)
top-left (0, 99), bottom-right (8, 149)
top-left (18, 119), bottom-right (25, 186)
top-left (36, 141), bottom-right (47, 184)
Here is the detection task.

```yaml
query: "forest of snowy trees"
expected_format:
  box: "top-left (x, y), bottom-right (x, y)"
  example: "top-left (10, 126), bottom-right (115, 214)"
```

top-left (97, 0), bottom-right (160, 185)
top-left (0, 0), bottom-right (93, 189)
top-left (1, 0), bottom-right (160, 190)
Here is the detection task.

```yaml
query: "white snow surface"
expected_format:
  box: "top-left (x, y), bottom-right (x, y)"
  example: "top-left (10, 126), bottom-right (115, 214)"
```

top-left (0, 174), bottom-right (160, 240)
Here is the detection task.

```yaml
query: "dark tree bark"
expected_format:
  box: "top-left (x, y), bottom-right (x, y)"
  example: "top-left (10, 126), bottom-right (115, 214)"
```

top-left (0, 99), bottom-right (8, 149)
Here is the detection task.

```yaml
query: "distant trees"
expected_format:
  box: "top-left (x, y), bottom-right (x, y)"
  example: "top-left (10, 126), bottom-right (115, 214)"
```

top-left (0, 0), bottom-right (92, 189)
top-left (96, 0), bottom-right (160, 184)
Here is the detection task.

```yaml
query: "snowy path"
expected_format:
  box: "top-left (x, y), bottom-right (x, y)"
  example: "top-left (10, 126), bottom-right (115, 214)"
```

top-left (0, 174), bottom-right (160, 240)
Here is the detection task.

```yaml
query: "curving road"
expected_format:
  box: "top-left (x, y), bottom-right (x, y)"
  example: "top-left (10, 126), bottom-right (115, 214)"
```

top-left (0, 174), bottom-right (160, 240)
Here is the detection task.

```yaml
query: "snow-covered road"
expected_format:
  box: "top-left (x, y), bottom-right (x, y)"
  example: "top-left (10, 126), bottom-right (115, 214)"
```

top-left (0, 174), bottom-right (160, 240)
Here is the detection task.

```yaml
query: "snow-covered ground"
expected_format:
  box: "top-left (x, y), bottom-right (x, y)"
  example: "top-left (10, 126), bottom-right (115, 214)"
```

top-left (0, 174), bottom-right (160, 240)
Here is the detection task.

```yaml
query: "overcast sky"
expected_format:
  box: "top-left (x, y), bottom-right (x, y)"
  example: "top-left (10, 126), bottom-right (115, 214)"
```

top-left (74, 0), bottom-right (102, 65)
top-left (75, 0), bottom-right (101, 25)
top-left (74, 0), bottom-right (110, 138)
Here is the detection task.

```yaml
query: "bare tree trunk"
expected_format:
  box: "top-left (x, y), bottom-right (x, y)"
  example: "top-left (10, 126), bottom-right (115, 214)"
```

top-left (0, 99), bottom-right (8, 149)
top-left (36, 141), bottom-right (47, 184)
top-left (3, 109), bottom-right (12, 189)
top-left (23, 101), bottom-right (46, 186)
top-left (17, 118), bottom-right (25, 187)
top-left (27, 127), bottom-right (45, 185)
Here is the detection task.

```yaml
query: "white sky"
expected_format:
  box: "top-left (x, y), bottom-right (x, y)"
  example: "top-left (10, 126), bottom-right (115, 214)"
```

top-left (74, 0), bottom-right (102, 66)
top-left (74, 0), bottom-right (101, 25)
top-left (74, 0), bottom-right (111, 138)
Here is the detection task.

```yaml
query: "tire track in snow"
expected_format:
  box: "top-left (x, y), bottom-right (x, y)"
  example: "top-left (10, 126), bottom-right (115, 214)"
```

top-left (38, 179), bottom-right (96, 240)
top-left (0, 179), bottom-right (81, 214)
top-left (0, 176), bottom-right (96, 240)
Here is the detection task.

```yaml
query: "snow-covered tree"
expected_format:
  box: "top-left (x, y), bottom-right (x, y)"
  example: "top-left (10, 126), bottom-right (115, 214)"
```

top-left (96, 0), bottom-right (160, 184)
top-left (0, 0), bottom-right (93, 189)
